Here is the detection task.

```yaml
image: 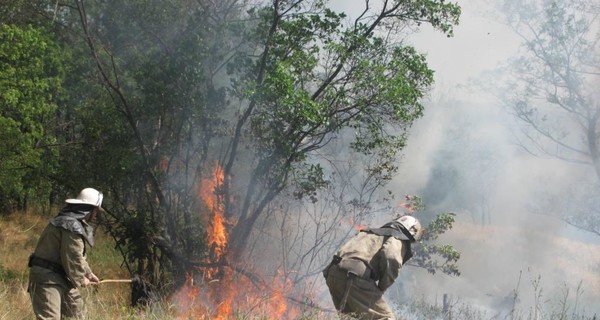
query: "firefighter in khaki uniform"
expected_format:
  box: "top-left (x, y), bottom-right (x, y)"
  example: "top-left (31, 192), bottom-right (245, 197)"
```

top-left (28, 188), bottom-right (103, 319)
top-left (323, 215), bottom-right (423, 320)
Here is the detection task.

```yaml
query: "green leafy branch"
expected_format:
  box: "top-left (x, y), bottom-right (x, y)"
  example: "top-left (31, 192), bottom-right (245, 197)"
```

top-left (401, 196), bottom-right (460, 276)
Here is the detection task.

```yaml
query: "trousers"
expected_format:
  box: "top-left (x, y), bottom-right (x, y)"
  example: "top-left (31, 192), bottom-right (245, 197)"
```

top-left (28, 267), bottom-right (83, 320)
top-left (325, 264), bottom-right (395, 320)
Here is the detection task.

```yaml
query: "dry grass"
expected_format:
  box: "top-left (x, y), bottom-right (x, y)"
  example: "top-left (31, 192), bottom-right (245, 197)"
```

top-left (4, 211), bottom-right (598, 319)
top-left (0, 210), bottom-right (45, 319)
top-left (0, 209), bottom-right (174, 320)
top-left (0, 210), bottom-right (313, 319)
top-left (1, 210), bottom-right (46, 320)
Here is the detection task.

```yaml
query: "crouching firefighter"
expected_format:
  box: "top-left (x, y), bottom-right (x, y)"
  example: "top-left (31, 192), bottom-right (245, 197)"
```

top-left (27, 188), bottom-right (104, 320)
top-left (323, 215), bottom-right (423, 320)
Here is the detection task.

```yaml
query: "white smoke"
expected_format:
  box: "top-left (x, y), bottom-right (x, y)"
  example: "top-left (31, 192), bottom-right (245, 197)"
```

top-left (387, 0), bottom-right (600, 315)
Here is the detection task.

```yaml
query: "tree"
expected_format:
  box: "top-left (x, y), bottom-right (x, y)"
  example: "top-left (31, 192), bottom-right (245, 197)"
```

top-left (0, 24), bottom-right (63, 211)
top-left (0, 0), bottom-right (461, 300)
top-left (496, 0), bottom-right (600, 233)
top-left (221, 0), bottom-right (461, 256)
top-left (70, 0), bottom-right (461, 289)
top-left (68, 0), bottom-right (231, 289)
top-left (498, 0), bottom-right (600, 176)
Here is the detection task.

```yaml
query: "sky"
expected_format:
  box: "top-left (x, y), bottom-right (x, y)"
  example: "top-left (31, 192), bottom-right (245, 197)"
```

top-left (326, 0), bottom-right (600, 315)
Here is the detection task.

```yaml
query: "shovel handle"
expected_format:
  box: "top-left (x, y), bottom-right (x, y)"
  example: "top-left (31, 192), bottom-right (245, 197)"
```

top-left (99, 279), bottom-right (133, 284)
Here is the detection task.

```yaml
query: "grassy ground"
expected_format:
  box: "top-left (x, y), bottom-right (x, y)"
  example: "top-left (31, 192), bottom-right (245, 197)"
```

top-left (3, 210), bottom-right (599, 320)
top-left (1, 210), bottom-right (47, 320)
top-left (0, 210), bottom-right (329, 320)
top-left (0, 209), bottom-right (165, 320)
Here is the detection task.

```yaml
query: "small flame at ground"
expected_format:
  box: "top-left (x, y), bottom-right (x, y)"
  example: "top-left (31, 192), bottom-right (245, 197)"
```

top-left (173, 267), bottom-right (297, 319)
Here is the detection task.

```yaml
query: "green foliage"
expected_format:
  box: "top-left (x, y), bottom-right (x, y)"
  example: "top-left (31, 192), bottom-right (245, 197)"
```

top-left (292, 164), bottom-right (328, 203)
top-left (0, 24), bottom-right (63, 211)
top-left (412, 241), bottom-right (461, 276)
top-left (401, 196), bottom-right (460, 276)
top-left (76, 0), bottom-right (459, 288)
top-left (226, 0), bottom-right (460, 253)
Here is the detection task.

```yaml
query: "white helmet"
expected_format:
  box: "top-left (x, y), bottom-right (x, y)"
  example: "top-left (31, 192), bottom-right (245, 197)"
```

top-left (65, 188), bottom-right (103, 208)
top-left (396, 215), bottom-right (423, 242)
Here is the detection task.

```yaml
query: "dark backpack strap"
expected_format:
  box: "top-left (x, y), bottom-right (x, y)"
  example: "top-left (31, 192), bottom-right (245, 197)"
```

top-left (361, 221), bottom-right (415, 242)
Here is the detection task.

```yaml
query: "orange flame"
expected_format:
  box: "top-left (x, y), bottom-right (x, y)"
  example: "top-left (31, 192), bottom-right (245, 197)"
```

top-left (398, 202), bottom-right (416, 212)
top-left (173, 267), bottom-right (297, 319)
top-left (199, 162), bottom-right (224, 212)
top-left (199, 163), bottom-right (228, 265)
top-left (354, 224), bottom-right (367, 231)
top-left (173, 162), bottom-right (299, 319)
top-left (348, 216), bottom-right (366, 231)
top-left (171, 274), bottom-right (204, 319)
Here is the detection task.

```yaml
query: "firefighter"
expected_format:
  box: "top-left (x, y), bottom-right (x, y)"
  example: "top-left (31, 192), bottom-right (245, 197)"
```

top-left (323, 215), bottom-right (423, 320)
top-left (27, 188), bottom-right (104, 320)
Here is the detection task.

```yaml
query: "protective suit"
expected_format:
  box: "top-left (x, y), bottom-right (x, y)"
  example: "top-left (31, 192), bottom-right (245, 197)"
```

top-left (323, 216), bottom-right (422, 320)
top-left (28, 188), bottom-right (102, 320)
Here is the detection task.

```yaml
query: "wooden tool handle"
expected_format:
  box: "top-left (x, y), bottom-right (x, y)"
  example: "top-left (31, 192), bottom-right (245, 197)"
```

top-left (99, 279), bottom-right (133, 284)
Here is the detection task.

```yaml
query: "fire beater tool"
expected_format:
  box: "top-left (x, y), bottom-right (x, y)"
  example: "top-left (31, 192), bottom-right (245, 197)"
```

top-left (97, 275), bottom-right (153, 306)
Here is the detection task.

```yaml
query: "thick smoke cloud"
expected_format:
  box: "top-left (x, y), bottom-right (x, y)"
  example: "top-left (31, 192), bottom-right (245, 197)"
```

top-left (330, 0), bottom-right (600, 314)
